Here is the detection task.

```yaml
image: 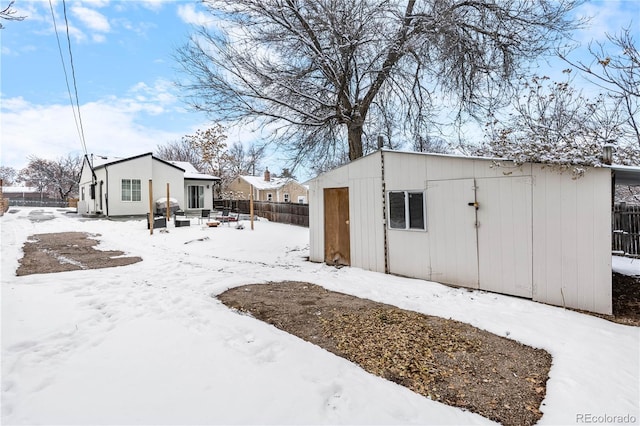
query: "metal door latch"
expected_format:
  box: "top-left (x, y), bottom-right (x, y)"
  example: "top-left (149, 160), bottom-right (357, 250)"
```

top-left (468, 201), bottom-right (479, 210)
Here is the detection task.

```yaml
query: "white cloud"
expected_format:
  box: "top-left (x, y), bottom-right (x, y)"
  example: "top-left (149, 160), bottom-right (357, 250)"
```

top-left (139, 0), bottom-right (166, 12)
top-left (0, 83), bottom-right (206, 170)
top-left (71, 6), bottom-right (111, 33)
top-left (80, 0), bottom-right (110, 7)
top-left (177, 3), bottom-right (214, 27)
top-left (573, 0), bottom-right (637, 45)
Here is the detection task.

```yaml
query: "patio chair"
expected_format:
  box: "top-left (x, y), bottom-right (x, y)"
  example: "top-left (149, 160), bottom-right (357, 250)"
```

top-left (221, 209), bottom-right (231, 226)
top-left (199, 209), bottom-right (211, 224)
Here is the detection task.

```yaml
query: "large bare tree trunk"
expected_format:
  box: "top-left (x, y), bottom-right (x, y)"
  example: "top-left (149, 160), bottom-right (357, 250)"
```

top-left (347, 122), bottom-right (364, 160)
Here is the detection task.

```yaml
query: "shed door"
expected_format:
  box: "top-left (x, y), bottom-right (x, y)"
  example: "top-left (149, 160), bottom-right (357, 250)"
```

top-left (476, 177), bottom-right (533, 298)
top-left (426, 179), bottom-right (479, 288)
top-left (324, 187), bottom-right (350, 265)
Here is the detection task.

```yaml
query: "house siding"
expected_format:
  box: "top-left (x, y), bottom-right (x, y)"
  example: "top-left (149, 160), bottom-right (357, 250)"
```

top-left (228, 176), bottom-right (309, 203)
top-left (77, 154), bottom-right (187, 217)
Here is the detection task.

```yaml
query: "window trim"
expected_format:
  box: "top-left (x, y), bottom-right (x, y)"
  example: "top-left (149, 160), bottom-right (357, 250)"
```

top-left (121, 179), bottom-right (142, 202)
top-left (187, 185), bottom-right (205, 209)
top-left (387, 190), bottom-right (426, 231)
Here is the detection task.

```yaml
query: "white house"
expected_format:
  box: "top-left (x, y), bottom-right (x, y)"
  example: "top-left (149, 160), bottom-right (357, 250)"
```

top-left (308, 149), bottom-right (640, 315)
top-left (169, 161), bottom-right (220, 213)
top-left (78, 153), bottom-right (219, 217)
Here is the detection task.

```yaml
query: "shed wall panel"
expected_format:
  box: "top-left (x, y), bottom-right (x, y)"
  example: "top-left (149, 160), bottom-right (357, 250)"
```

top-left (532, 166), bottom-right (612, 314)
top-left (476, 176), bottom-right (533, 297)
top-left (308, 179), bottom-right (324, 263)
top-left (426, 178), bottom-right (479, 287)
top-left (308, 153), bottom-right (384, 271)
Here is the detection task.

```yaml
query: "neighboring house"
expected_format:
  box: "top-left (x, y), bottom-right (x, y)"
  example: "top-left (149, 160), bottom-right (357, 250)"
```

top-left (228, 168), bottom-right (309, 204)
top-left (78, 153), bottom-right (219, 217)
top-left (308, 149), bottom-right (640, 315)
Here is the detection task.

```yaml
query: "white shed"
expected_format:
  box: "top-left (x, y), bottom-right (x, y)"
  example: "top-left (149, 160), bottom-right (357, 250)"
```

top-left (309, 149), bottom-right (640, 315)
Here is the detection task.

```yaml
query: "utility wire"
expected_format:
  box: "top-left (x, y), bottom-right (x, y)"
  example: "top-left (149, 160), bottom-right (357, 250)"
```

top-left (48, 0), bottom-right (88, 157)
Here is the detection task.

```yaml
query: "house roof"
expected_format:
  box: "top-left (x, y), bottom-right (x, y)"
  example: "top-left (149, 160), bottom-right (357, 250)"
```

top-left (240, 175), bottom-right (297, 190)
top-left (87, 153), bottom-right (185, 172)
top-left (169, 161), bottom-right (220, 181)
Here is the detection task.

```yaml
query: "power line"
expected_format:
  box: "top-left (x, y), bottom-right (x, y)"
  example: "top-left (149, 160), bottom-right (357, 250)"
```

top-left (48, 0), bottom-right (88, 158)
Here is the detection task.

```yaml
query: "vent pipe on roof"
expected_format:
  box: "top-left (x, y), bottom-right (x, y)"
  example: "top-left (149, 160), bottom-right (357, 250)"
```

top-left (603, 141), bottom-right (615, 165)
top-left (377, 135), bottom-right (385, 149)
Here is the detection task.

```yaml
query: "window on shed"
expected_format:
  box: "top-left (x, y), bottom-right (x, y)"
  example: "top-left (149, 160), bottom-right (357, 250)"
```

top-left (388, 191), bottom-right (426, 230)
top-left (267, 193), bottom-right (273, 201)
top-left (284, 193), bottom-right (290, 202)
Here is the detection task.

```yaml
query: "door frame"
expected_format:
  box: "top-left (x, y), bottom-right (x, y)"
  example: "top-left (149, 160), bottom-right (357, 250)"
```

top-left (323, 187), bottom-right (350, 266)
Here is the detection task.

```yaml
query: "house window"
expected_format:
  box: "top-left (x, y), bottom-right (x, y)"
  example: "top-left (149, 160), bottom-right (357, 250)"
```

top-left (298, 196), bottom-right (306, 204)
top-left (388, 191), bottom-right (426, 230)
top-left (284, 193), bottom-right (290, 203)
top-left (267, 193), bottom-right (273, 201)
top-left (188, 185), bottom-right (205, 208)
top-left (121, 179), bottom-right (142, 202)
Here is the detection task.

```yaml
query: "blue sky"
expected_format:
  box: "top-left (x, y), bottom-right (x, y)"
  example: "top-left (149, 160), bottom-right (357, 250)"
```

top-left (1, 0), bottom-right (638, 177)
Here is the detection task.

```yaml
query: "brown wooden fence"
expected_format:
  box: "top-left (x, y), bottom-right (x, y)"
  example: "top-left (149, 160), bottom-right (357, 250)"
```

top-left (216, 199), bottom-right (309, 227)
top-left (613, 203), bottom-right (640, 258)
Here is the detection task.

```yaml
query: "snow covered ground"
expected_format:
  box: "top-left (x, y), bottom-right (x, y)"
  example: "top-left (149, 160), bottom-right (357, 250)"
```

top-left (1, 207), bottom-right (638, 425)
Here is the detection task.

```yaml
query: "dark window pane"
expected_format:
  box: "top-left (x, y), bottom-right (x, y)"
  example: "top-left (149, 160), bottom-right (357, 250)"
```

top-left (389, 192), bottom-right (406, 229)
top-left (408, 192), bottom-right (424, 229)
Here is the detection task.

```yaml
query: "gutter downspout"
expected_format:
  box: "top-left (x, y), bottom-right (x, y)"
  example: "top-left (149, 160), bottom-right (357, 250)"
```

top-left (105, 165), bottom-right (110, 217)
top-left (85, 154), bottom-right (98, 214)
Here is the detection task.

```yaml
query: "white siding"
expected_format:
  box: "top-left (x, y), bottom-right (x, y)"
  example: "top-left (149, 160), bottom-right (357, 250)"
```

top-left (309, 150), bottom-right (613, 315)
top-left (383, 152), bottom-right (431, 280)
top-left (476, 176), bottom-right (533, 297)
top-left (425, 178), bottom-right (479, 287)
top-left (347, 156), bottom-right (385, 273)
top-left (77, 159), bottom-right (95, 215)
top-left (152, 159), bottom-right (186, 211)
top-left (532, 165), bottom-right (612, 314)
top-left (105, 156), bottom-right (152, 216)
top-left (309, 153), bottom-right (384, 272)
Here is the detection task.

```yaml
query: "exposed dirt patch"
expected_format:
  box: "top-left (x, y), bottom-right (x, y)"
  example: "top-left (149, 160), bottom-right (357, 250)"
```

top-left (219, 281), bottom-right (552, 426)
top-left (581, 272), bottom-right (640, 326)
top-left (16, 232), bottom-right (142, 276)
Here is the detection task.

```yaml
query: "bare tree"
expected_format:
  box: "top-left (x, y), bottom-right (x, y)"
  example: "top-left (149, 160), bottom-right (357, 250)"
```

top-left (156, 139), bottom-right (206, 171)
top-left (227, 142), bottom-right (267, 177)
top-left (559, 27), bottom-right (640, 147)
top-left (176, 0), bottom-right (583, 170)
top-left (184, 125), bottom-right (230, 177)
top-left (411, 134), bottom-right (450, 154)
top-left (18, 155), bottom-right (82, 199)
top-left (246, 144), bottom-right (266, 176)
top-left (475, 74), bottom-right (640, 175)
top-left (0, 165), bottom-right (17, 185)
top-left (0, 1), bottom-right (25, 29)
